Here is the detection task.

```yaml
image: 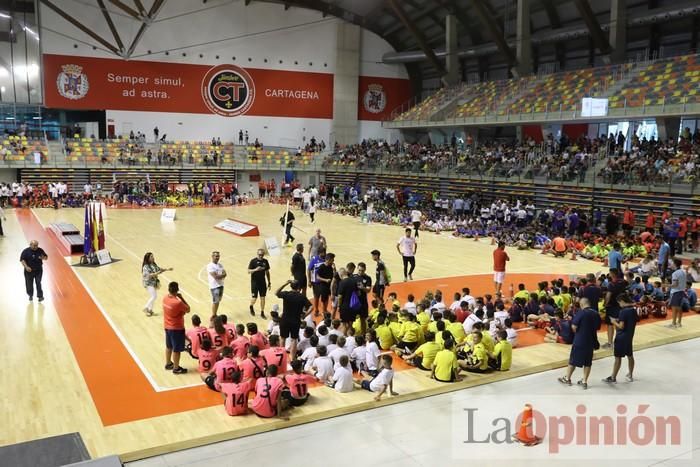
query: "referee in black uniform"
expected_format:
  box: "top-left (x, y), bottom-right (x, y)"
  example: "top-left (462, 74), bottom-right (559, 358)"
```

top-left (248, 248), bottom-right (271, 319)
top-left (20, 240), bottom-right (48, 302)
top-left (290, 243), bottom-right (307, 296)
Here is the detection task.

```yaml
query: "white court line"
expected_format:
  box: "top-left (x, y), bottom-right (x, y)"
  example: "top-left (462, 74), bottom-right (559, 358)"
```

top-left (32, 209), bottom-right (202, 392)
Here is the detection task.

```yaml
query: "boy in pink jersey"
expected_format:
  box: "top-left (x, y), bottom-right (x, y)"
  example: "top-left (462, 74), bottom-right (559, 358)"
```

top-left (251, 364), bottom-right (289, 419)
top-left (240, 345), bottom-right (266, 383)
top-left (185, 314), bottom-right (209, 359)
top-left (247, 322), bottom-right (269, 350)
top-left (220, 314), bottom-right (236, 344)
top-left (260, 335), bottom-right (288, 373)
top-left (231, 324), bottom-right (250, 362)
top-left (197, 338), bottom-right (220, 378)
top-left (221, 371), bottom-right (253, 416)
top-left (209, 316), bottom-right (229, 349)
top-left (208, 347), bottom-right (238, 391)
top-left (283, 360), bottom-right (314, 406)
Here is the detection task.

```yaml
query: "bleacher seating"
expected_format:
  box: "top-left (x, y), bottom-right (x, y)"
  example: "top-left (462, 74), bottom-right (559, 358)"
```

top-left (393, 87), bottom-right (454, 121)
top-left (610, 54), bottom-right (700, 108)
top-left (505, 66), bottom-right (624, 115)
top-left (245, 147), bottom-right (317, 167)
top-left (1, 135), bottom-right (47, 162)
top-left (65, 139), bottom-right (235, 165)
top-left (449, 78), bottom-right (531, 118)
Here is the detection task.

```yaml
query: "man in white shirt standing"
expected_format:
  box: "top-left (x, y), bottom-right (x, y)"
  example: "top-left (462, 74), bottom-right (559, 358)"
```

top-left (206, 251), bottom-right (227, 317)
top-left (396, 228), bottom-right (417, 282)
top-left (84, 182), bottom-right (93, 200)
top-left (410, 208), bottom-right (422, 238)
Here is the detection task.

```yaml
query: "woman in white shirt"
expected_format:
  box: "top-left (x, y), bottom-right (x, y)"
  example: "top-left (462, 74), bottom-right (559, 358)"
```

top-left (141, 252), bottom-right (172, 316)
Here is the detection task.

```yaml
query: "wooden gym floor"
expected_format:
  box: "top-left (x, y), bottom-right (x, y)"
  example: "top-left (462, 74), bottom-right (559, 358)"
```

top-left (0, 202), bottom-right (698, 461)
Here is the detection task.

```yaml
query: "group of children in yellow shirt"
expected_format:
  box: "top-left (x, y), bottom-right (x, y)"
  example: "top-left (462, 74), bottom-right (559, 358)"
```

top-left (357, 292), bottom-right (513, 384)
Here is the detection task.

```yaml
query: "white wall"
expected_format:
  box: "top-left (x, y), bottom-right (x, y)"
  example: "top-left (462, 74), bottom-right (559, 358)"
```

top-left (107, 110), bottom-right (331, 148)
top-left (359, 30), bottom-right (408, 79)
top-left (358, 121), bottom-right (403, 143)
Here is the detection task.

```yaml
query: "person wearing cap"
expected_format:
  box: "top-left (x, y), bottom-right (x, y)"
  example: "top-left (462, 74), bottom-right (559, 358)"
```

top-left (275, 279), bottom-right (311, 361)
top-left (602, 293), bottom-right (637, 384)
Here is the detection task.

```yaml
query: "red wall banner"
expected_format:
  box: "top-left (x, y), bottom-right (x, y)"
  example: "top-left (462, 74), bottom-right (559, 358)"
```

top-left (357, 76), bottom-right (413, 121)
top-left (43, 54), bottom-right (334, 119)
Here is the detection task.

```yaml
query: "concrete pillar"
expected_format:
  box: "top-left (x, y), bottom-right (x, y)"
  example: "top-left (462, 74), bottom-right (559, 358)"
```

top-left (609, 0), bottom-right (627, 64)
top-left (332, 22), bottom-right (361, 146)
top-left (444, 14), bottom-right (460, 86)
top-left (656, 117), bottom-right (680, 142)
top-left (515, 0), bottom-right (533, 76)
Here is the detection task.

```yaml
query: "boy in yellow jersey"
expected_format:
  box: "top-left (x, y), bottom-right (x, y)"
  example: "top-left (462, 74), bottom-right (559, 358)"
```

top-left (561, 287), bottom-right (573, 313)
top-left (464, 322), bottom-right (494, 353)
top-left (445, 311), bottom-right (467, 344)
top-left (427, 310), bottom-right (442, 334)
top-left (431, 339), bottom-right (462, 382)
top-left (416, 305), bottom-right (431, 333)
top-left (513, 283), bottom-right (530, 302)
top-left (488, 330), bottom-right (512, 371)
top-left (434, 320), bottom-right (448, 347)
top-left (402, 331), bottom-right (441, 370)
top-left (552, 288), bottom-right (564, 310)
top-left (393, 311), bottom-right (422, 353)
top-left (386, 292), bottom-right (400, 311)
top-left (461, 331), bottom-right (490, 373)
top-left (368, 300), bottom-right (381, 326)
top-left (387, 313), bottom-right (402, 342)
top-left (374, 314), bottom-right (395, 350)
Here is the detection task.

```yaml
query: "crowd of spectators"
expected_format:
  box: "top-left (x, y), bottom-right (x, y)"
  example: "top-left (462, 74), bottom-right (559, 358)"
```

top-left (598, 130), bottom-right (700, 185)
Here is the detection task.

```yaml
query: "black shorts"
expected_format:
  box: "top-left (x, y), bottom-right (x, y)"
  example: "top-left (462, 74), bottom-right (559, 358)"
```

top-left (294, 275), bottom-right (307, 289)
top-left (280, 319), bottom-right (300, 339)
top-left (313, 282), bottom-right (330, 299)
top-left (165, 329), bottom-right (186, 352)
top-left (373, 284), bottom-right (385, 298)
top-left (359, 306), bottom-right (369, 319)
top-left (396, 341), bottom-right (418, 351)
top-left (251, 280), bottom-right (267, 298)
top-left (605, 307), bottom-right (620, 325)
top-left (340, 306), bottom-right (358, 323)
top-left (282, 390), bottom-right (309, 406)
top-left (614, 338), bottom-right (634, 358)
top-left (413, 221), bottom-right (420, 229)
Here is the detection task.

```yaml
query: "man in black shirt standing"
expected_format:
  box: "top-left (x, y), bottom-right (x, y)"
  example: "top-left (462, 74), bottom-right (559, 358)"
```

top-left (290, 243), bottom-right (307, 297)
top-left (603, 268), bottom-right (627, 348)
top-left (315, 253), bottom-right (335, 316)
top-left (20, 240), bottom-right (48, 302)
top-left (335, 266), bottom-right (358, 331)
top-left (247, 248), bottom-right (271, 319)
top-left (276, 279), bottom-right (311, 360)
top-left (355, 262), bottom-right (372, 334)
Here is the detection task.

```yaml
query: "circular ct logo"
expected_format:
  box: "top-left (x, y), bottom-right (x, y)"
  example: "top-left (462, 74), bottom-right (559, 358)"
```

top-left (56, 64), bottom-right (89, 100)
top-left (201, 64), bottom-right (255, 117)
top-left (363, 83), bottom-right (386, 114)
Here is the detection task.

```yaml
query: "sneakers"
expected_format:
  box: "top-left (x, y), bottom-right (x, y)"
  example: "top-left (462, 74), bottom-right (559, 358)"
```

top-left (28, 296), bottom-right (33, 301)
top-left (249, 305), bottom-right (255, 316)
top-left (625, 374), bottom-right (634, 382)
top-left (601, 342), bottom-right (611, 349)
top-left (143, 307), bottom-right (153, 317)
top-left (602, 376), bottom-right (616, 384)
top-left (260, 312), bottom-right (267, 320)
top-left (408, 274), bottom-right (413, 281)
top-left (165, 362), bottom-right (174, 370)
top-left (38, 297), bottom-right (44, 302)
top-left (173, 367), bottom-right (188, 374)
top-left (665, 323), bottom-right (677, 329)
top-left (403, 277), bottom-right (408, 282)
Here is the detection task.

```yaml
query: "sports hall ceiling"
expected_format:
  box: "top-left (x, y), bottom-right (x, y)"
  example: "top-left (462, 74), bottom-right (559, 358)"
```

top-left (22, 0), bottom-right (700, 84)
